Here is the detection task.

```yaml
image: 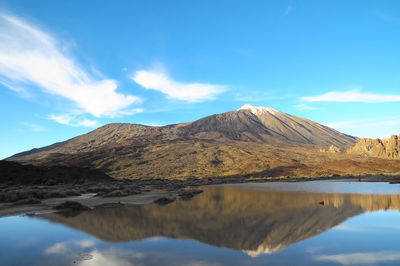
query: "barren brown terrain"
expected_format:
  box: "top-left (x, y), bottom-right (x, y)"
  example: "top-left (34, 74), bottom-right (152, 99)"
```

top-left (7, 105), bottom-right (400, 179)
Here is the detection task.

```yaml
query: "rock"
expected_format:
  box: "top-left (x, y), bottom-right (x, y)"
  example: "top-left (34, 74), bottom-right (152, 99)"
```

top-left (45, 191), bottom-right (67, 198)
top-left (154, 197), bottom-right (176, 205)
top-left (101, 190), bottom-right (130, 197)
top-left (178, 189), bottom-right (203, 200)
top-left (13, 197), bottom-right (41, 205)
top-left (66, 190), bottom-right (81, 196)
top-left (347, 135), bottom-right (400, 159)
top-left (0, 193), bottom-right (19, 202)
top-left (53, 201), bottom-right (90, 211)
top-left (95, 202), bottom-right (123, 208)
top-left (319, 145), bottom-right (341, 153)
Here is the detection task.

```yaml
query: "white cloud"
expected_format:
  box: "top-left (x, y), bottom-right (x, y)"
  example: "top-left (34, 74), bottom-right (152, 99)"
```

top-left (44, 239), bottom-right (96, 257)
top-left (78, 249), bottom-right (144, 266)
top-left (44, 242), bottom-right (68, 255)
top-left (0, 14), bottom-right (141, 118)
top-left (285, 5), bottom-right (293, 15)
top-left (326, 119), bottom-right (368, 129)
top-left (326, 119), bottom-right (400, 130)
top-left (374, 11), bottom-right (400, 23)
top-left (302, 90), bottom-right (400, 103)
top-left (296, 103), bottom-right (317, 111)
top-left (20, 122), bottom-right (45, 132)
top-left (132, 70), bottom-right (225, 102)
top-left (49, 114), bottom-right (99, 127)
top-left (306, 246), bottom-right (326, 254)
top-left (107, 108), bottom-right (144, 118)
top-left (332, 224), bottom-right (366, 232)
top-left (314, 251), bottom-right (400, 265)
top-left (75, 240), bottom-right (96, 249)
top-left (0, 80), bottom-right (31, 98)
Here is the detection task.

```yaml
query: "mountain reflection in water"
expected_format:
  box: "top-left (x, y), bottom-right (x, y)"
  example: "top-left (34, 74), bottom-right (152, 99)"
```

top-left (39, 184), bottom-right (400, 256)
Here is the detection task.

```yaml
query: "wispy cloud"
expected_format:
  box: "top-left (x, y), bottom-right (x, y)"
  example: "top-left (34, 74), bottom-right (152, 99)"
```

top-left (284, 5), bottom-right (293, 15)
top-left (44, 239), bottom-right (97, 256)
top-left (75, 240), bottom-right (96, 249)
top-left (49, 114), bottom-right (99, 127)
top-left (0, 13), bottom-right (141, 119)
top-left (306, 246), bottom-right (326, 254)
top-left (233, 90), bottom-right (281, 102)
top-left (132, 70), bottom-right (226, 102)
top-left (314, 251), bottom-right (400, 265)
top-left (296, 103), bottom-right (317, 111)
top-left (373, 11), bottom-right (400, 23)
top-left (0, 80), bottom-right (31, 98)
top-left (106, 108), bottom-right (144, 118)
top-left (302, 90), bottom-right (400, 103)
top-left (79, 249), bottom-right (144, 266)
top-left (326, 119), bottom-right (368, 129)
top-left (332, 224), bottom-right (366, 232)
top-left (326, 118), bottom-right (400, 130)
top-left (44, 242), bottom-right (68, 255)
top-left (20, 122), bottom-right (45, 132)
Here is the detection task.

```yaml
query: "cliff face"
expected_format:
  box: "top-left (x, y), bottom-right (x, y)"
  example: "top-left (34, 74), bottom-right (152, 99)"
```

top-left (347, 135), bottom-right (400, 159)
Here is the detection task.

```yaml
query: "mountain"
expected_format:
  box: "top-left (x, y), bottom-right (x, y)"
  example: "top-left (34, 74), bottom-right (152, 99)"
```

top-left (168, 104), bottom-right (357, 147)
top-left (9, 104), bottom-right (391, 180)
top-left (347, 135), bottom-right (400, 159)
top-left (238, 104), bottom-right (357, 148)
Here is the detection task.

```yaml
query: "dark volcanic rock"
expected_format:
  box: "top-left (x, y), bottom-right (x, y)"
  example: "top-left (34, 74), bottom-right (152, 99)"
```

top-left (154, 197), bottom-right (176, 205)
top-left (178, 189), bottom-right (203, 200)
top-left (53, 201), bottom-right (90, 211)
top-left (100, 190), bottom-right (130, 198)
top-left (13, 197), bottom-right (41, 205)
top-left (0, 160), bottom-right (112, 185)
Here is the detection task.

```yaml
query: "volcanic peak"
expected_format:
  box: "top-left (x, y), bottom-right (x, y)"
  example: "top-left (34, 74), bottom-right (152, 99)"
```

top-left (239, 104), bottom-right (279, 116)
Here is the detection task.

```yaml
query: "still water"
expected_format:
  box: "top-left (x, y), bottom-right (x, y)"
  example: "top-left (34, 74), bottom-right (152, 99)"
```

top-left (1, 181), bottom-right (400, 266)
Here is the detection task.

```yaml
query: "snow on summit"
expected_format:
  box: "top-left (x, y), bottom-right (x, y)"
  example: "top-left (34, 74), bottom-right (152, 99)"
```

top-left (238, 104), bottom-right (279, 115)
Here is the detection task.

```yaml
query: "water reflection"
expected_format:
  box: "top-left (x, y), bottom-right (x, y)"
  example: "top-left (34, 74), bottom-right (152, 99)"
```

top-left (38, 184), bottom-right (400, 256)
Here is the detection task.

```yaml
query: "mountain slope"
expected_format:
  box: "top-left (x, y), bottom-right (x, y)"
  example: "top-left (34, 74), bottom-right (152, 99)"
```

top-left (239, 104), bottom-right (357, 148)
top-left (10, 104), bottom-right (357, 157)
top-left (7, 105), bottom-right (363, 179)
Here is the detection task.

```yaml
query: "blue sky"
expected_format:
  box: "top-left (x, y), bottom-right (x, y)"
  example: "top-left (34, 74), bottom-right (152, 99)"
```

top-left (1, 0), bottom-right (400, 159)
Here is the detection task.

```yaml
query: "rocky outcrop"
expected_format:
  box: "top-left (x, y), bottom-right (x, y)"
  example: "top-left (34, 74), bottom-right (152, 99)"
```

top-left (319, 145), bottom-right (341, 153)
top-left (347, 135), bottom-right (400, 159)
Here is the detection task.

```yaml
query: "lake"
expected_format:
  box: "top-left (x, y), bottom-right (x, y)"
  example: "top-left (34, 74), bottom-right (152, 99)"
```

top-left (1, 181), bottom-right (400, 266)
